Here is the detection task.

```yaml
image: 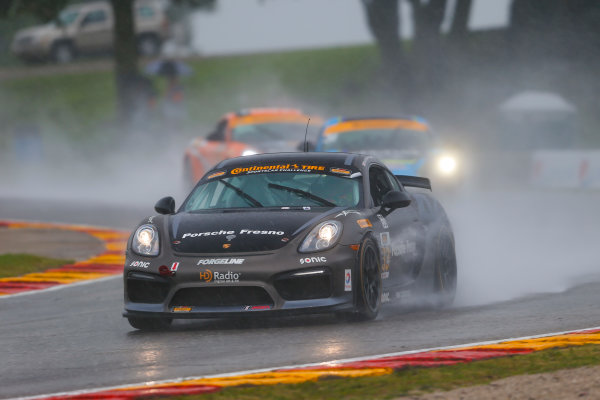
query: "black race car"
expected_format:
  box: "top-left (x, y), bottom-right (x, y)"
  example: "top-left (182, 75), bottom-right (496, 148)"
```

top-left (123, 152), bottom-right (456, 330)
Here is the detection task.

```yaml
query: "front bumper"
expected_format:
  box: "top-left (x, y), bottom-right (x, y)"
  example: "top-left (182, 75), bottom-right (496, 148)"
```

top-left (123, 245), bottom-right (358, 319)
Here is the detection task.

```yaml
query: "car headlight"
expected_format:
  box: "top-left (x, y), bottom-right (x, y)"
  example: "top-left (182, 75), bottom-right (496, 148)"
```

top-left (437, 155), bottom-right (458, 175)
top-left (132, 224), bottom-right (160, 256)
top-left (299, 220), bottom-right (342, 253)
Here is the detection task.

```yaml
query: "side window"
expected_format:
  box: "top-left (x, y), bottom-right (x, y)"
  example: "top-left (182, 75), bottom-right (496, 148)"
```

top-left (369, 166), bottom-right (394, 206)
top-left (385, 170), bottom-right (401, 191)
top-left (81, 10), bottom-right (107, 26)
top-left (207, 120), bottom-right (227, 141)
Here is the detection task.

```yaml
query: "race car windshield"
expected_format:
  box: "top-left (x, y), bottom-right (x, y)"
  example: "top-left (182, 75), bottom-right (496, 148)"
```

top-left (183, 172), bottom-right (361, 211)
top-left (322, 128), bottom-right (432, 152)
top-left (231, 123), bottom-right (307, 143)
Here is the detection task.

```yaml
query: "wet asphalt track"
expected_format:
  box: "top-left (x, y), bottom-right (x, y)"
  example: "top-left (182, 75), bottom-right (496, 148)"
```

top-left (1, 193), bottom-right (600, 399)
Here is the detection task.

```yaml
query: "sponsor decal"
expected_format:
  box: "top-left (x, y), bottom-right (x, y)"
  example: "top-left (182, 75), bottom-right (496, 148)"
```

top-left (381, 291), bottom-right (390, 303)
top-left (222, 243), bottom-right (231, 249)
top-left (207, 170), bottom-right (226, 179)
top-left (231, 164), bottom-right (326, 175)
top-left (381, 271), bottom-right (389, 279)
top-left (170, 262), bottom-right (180, 272)
top-left (344, 269), bottom-right (352, 291)
top-left (330, 167), bottom-right (351, 175)
top-left (356, 219), bottom-right (372, 228)
top-left (379, 232), bottom-right (391, 272)
top-left (376, 214), bottom-right (389, 229)
top-left (239, 229), bottom-right (284, 235)
top-left (379, 232), bottom-right (390, 246)
top-left (281, 237), bottom-right (290, 243)
top-left (199, 269), bottom-right (242, 283)
top-left (129, 261), bottom-right (150, 268)
top-left (392, 240), bottom-right (417, 257)
top-left (182, 230), bottom-right (235, 239)
top-left (199, 269), bottom-right (213, 282)
top-left (303, 206), bottom-right (311, 211)
top-left (243, 305), bottom-right (272, 311)
top-left (147, 216), bottom-right (155, 223)
top-left (197, 258), bottom-right (245, 265)
top-left (183, 230), bottom-right (283, 239)
top-left (172, 240), bottom-right (181, 245)
top-left (300, 256), bottom-right (326, 264)
top-left (336, 210), bottom-right (361, 217)
top-left (173, 306), bottom-right (192, 313)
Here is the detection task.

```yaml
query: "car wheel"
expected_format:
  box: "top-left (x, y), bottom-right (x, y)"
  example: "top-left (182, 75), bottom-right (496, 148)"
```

top-left (51, 42), bottom-right (74, 64)
top-left (138, 35), bottom-right (160, 57)
top-left (127, 316), bottom-right (172, 331)
top-left (346, 236), bottom-right (382, 321)
top-left (432, 227), bottom-right (457, 308)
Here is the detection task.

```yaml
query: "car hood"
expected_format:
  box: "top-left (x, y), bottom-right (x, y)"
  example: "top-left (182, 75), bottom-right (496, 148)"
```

top-left (168, 209), bottom-right (336, 253)
top-left (14, 23), bottom-right (57, 40)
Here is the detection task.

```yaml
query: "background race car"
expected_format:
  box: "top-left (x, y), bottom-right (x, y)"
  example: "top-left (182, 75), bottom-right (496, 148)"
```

top-left (183, 108), bottom-right (322, 186)
top-left (315, 117), bottom-right (462, 190)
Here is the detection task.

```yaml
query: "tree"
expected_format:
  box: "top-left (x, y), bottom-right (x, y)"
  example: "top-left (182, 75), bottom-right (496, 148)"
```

top-left (0, 0), bottom-right (69, 21)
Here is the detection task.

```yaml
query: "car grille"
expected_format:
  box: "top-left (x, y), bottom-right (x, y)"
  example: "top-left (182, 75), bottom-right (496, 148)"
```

top-left (169, 286), bottom-right (273, 308)
top-left (275, 273), bottom-right (332, 301)
top-left (126, 272), bottom-right (170, 303)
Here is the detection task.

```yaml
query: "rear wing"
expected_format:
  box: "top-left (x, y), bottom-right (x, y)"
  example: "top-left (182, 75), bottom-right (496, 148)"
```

top-left (395, 175), bottom-right (432, 191)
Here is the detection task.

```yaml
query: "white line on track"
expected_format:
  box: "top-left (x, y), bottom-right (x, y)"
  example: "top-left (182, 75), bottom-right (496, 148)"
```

top-left (8, 325), bottom-right (600, 400)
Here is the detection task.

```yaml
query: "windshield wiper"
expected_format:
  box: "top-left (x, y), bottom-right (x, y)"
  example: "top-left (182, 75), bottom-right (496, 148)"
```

top-left (218, 179), bottom-right (263, 208)
top-left (268, 183), bottom-right (336, 207)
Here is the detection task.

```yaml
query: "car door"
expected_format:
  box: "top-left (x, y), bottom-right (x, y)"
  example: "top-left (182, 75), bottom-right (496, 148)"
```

top-left (368, 164), bottom-right (426, 290)
top-left (76, 7), bottom-right (113, 52)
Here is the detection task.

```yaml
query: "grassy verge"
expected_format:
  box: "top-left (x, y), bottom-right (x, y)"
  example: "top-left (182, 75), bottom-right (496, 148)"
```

top-left (169, 344), bottom-right (600, 400)
top-left (0, 253), bottom-right (73, 278)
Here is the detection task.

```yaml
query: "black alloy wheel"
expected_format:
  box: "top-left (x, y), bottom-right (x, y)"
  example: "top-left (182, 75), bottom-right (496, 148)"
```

top-left (356, 237), bottom-right (382, 320)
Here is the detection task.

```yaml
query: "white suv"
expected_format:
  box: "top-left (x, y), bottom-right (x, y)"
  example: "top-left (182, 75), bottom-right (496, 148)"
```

top-left (11, 0), bottom-right (170, 63)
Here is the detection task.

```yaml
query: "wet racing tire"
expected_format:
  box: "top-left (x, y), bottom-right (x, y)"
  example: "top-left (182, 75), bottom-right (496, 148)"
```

top-left (432, 226), bottom-right (457, 308)
top-left (339, 236), bottom-right (382, 321)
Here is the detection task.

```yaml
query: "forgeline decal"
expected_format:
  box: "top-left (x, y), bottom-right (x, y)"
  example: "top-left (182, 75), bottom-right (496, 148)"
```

top-left (344, 269), bottom-right (352, 291)
top-left (173, 306), bottom-right (192, 312)
top-left (129, 261), bottom-right (150, 268)
top-left (197, 258), bottom-right (245, 265)
top-left (299, 256), bottom-right (326, 264)
top-left (392, 240), bottom-right (417, 257)
top-left (231, 164), bottom-right (326, 175)
top-left (207, 170), bottom-right (226, 179)
top-left (356, 219), bottom-right (372, 228)
top-left (330, 167), bottom-right (351, 175)
top-left (199, 269), bottom-right (241, 283)
top-left (182, 229), bottom-right (283, 238)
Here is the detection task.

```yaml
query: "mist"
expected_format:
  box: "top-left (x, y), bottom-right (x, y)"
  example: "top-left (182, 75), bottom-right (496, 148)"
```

top-left (1, 0), bottom-right (599, 312)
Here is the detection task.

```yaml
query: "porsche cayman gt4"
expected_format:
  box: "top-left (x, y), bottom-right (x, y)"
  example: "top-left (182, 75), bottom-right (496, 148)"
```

top-left (123, 152), bottom-right (456, 330)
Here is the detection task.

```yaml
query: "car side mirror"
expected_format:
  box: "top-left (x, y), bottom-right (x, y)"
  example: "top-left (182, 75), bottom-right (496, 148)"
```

top-left (381, 190), bottom-right (411, 209)
top-left (155, 196), bottom-right (175, 214)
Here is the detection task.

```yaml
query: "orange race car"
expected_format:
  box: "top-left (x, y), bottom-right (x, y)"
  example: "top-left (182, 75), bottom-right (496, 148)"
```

top-left (184, 108), bottom-right (321, 185)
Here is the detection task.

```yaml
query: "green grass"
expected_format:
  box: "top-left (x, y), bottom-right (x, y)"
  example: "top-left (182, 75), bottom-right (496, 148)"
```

top-left (168, 344), bottom-right (600, 400)
top-left (0, 45), bottom-right (381, 148)
top-left (0, 253), bottom-right (73, 278)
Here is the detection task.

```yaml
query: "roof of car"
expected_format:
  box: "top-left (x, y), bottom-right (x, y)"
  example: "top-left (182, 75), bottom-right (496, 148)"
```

top-left (214, 151), bottom-right (376, 171)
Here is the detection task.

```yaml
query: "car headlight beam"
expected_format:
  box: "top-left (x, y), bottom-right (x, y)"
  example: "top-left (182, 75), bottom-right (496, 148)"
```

top-left (299, 220), bottom-right (342, 253)
top-left (132, 224), bottom-right (160, 256)
top-left (437, 155), bottom-right (457, 175)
